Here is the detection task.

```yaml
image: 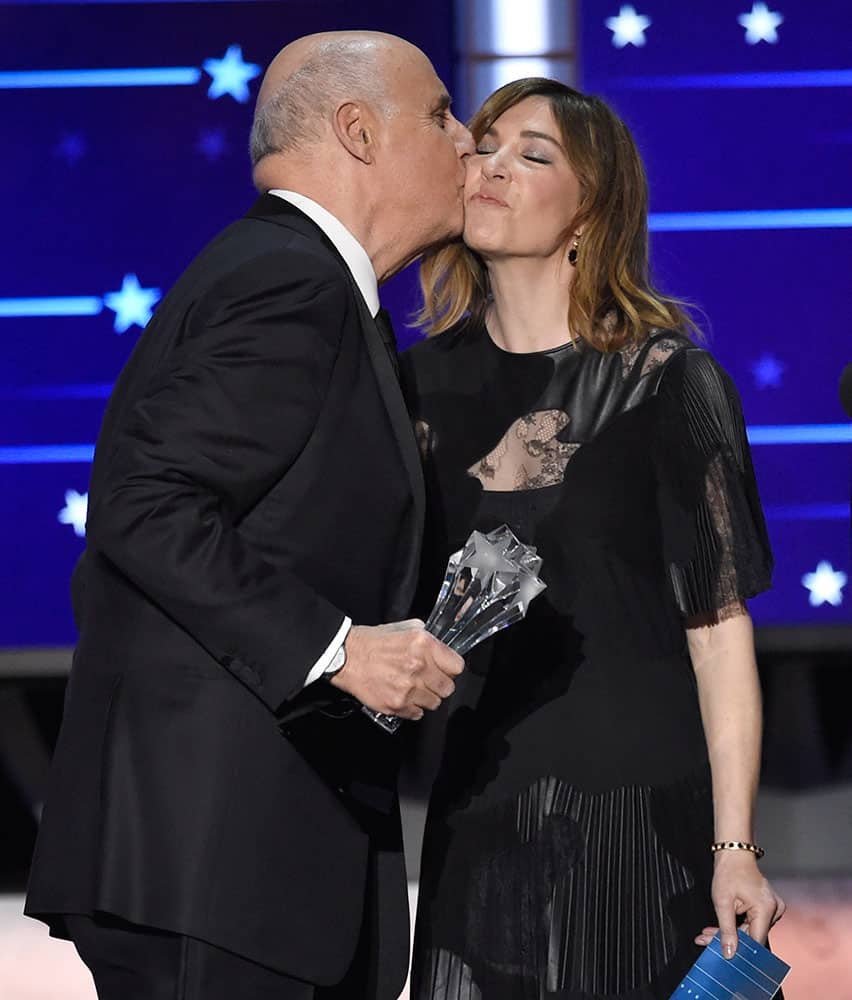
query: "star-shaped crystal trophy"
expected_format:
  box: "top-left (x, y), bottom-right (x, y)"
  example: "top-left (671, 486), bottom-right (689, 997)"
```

top-left (363, 524), bottom-right (546, 733)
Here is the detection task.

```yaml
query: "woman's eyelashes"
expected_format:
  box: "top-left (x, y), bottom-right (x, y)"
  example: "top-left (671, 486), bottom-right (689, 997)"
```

top-left (473, 145), bottom-right (550, 164)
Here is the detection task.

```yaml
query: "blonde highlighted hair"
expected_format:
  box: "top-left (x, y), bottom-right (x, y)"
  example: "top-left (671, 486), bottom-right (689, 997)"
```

top-left (418, 78), bottom-right (696, 350)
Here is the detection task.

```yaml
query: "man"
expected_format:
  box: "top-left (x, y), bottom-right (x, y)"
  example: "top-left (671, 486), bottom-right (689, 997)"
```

top-left (25, 31), bottom-right (473, 1000)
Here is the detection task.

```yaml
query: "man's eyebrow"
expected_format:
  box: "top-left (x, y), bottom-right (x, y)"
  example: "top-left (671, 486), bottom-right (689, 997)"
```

top-left (433, 93), bottom-right (451, 112)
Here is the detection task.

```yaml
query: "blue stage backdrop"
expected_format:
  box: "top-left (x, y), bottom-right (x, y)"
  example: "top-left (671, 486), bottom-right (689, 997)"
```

top-left (0, 0), bottom-right (453, 648)
top-left (1, 0), bottom-right (849, 649)
top-left (580, 0), bottom-right (851, 629)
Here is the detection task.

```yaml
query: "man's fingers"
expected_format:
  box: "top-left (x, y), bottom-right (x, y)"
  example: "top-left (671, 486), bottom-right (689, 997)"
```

top-left (411, 686), bottom-right (442, 712)
top-left (387, 618), bottom-right (425, 633)
top-left (430, 639), bottom-right (465, 677)
top-left (338, 621), bottom-right (464, 720)
top-left (421, 665), bottom-right (456, 700)
top-left (390, 700), bottom-right (428, 721)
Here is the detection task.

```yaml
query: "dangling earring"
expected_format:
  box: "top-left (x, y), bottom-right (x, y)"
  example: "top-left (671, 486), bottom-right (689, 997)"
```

top-left (567, 235), bottom-right (580, 267)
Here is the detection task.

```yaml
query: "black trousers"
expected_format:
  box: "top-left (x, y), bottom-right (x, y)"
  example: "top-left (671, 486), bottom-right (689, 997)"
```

top-left (65, 914), bottom-right (374, 1000)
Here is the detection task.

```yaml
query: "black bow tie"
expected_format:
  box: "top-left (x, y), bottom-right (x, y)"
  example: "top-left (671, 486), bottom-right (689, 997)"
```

top-left (374, 307), bottom-right (400, 379)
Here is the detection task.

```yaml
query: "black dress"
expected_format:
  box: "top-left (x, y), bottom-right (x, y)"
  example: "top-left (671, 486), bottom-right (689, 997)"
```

top-left (400, 320), bottom-right (773, 1000)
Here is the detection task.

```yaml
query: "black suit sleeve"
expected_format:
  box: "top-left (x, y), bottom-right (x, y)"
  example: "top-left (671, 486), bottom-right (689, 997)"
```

top-left (87, 250), bottom-right (349, 711)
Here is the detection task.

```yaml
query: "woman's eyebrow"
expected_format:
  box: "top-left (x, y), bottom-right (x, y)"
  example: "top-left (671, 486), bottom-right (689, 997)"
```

top-left (480, 126), bottom-right (563, 150)
top-left (520, 130), bottom-right (563, 148)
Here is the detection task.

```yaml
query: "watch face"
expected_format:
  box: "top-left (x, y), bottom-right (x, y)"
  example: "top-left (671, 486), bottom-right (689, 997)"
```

top-left (326, 644), bottom-right (347, 677)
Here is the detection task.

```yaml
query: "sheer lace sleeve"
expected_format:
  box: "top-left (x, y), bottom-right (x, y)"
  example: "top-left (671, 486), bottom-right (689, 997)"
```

top-left (654, 347), bottom-right (773, 623)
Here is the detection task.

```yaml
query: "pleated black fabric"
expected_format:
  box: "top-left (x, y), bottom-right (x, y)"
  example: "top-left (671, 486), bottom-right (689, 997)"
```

top-left (654, 348), bottom-right (773, 623)
top-left (400, 321), bottom-right (772, 1000)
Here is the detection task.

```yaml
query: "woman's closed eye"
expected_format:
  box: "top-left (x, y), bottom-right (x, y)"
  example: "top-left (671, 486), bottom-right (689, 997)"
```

top-left (475, 146), bottom-right (551, 164)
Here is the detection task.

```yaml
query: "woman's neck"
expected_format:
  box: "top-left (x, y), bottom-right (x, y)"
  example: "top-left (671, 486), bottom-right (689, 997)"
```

top-left (485, 254), bottom-right (576, 354)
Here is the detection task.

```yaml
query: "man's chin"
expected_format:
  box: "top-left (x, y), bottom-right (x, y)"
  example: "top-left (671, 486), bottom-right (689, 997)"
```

top-left (440, 206), bottom-right (467, 242)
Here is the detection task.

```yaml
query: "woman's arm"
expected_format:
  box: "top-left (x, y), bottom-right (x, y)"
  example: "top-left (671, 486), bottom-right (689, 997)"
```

top-left (687, 609), bottom-right (785, 956)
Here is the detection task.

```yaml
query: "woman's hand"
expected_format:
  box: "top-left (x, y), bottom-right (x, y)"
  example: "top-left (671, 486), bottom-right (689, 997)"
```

top-left (695, 851), bottom-right (785, 956)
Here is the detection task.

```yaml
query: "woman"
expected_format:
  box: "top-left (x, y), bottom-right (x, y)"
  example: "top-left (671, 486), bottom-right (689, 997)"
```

top-left (401, 79), bottom-right (785, 1000)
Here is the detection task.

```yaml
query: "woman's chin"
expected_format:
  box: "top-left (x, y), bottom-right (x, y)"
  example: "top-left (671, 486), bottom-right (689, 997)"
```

top-left (462, 227), bottom-right (502, 255)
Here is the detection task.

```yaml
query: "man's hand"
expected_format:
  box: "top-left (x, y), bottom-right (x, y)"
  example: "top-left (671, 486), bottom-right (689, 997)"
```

top-left (329, 619), bottom-right (464, 720)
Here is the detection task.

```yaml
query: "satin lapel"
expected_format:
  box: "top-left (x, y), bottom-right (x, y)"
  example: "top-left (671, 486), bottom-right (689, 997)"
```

top-left (246, 195), bottom-right (425, 616)
top-left (351, 293), bottom-right (425, 618)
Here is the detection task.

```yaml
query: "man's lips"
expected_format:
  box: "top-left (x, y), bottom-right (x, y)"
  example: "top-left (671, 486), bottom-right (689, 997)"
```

top-left (470, 191), bottom-right (509, 208)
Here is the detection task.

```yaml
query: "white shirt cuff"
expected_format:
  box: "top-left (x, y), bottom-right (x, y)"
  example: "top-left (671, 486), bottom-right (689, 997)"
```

top-left (303, 616), bottom-right (352, 687)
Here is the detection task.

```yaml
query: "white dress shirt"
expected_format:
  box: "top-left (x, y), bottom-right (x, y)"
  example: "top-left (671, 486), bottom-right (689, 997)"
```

top-left (268, 190), bottom-right (379, 686)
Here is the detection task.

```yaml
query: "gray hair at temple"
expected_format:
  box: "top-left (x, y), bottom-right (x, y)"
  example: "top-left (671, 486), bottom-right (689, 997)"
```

top-left (249, 38), bottom-right (397, 167)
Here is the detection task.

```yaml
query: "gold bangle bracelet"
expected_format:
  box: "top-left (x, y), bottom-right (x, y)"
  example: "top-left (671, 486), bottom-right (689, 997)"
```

top-left (711, 840), bottom-right (765, 860)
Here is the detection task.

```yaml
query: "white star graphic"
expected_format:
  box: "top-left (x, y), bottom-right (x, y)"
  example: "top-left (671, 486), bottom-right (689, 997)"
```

top-left (605, 5), bottom-right (652, 48)
top-left (738, 3), bottom-right (784, 44)
top-left (802, 561), bottom-right (846, 607)
top-left (103, 274), bottom-right (161, 334)
top-left (751, 353), bottom-right (785, 389)
top-left (203, 45), bottom-right (261, 103)
top-left (58, 489), bottom-right (88, 538)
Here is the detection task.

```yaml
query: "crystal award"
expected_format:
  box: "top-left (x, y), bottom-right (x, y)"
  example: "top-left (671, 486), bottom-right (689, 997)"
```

top-left (364, 524), bottom-right (546, 733)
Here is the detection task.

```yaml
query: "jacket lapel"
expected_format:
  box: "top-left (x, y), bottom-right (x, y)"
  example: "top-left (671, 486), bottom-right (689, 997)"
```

top-left (245, 195), bottom-right (425, 617)
top-left (350, 294), bottom-right (425, 617)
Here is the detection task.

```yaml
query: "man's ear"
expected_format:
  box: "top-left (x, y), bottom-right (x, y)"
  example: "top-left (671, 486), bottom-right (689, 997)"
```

top-left (331, 101), bottom-right (375, 165)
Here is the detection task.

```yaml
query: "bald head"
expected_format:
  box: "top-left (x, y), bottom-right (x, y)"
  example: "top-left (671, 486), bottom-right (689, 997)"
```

top-left (250, 31), bottom-right (421, 177)
top-left (247, 30), bottom-right (473, 280)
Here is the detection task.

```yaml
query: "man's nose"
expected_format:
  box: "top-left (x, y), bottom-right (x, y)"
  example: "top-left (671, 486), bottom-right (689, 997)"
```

top-left (454, 119), bottom-right (475, 157)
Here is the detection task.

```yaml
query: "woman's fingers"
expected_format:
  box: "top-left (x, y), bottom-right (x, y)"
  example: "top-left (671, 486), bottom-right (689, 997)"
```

top-left (694, 925), bottom-right (719, 946)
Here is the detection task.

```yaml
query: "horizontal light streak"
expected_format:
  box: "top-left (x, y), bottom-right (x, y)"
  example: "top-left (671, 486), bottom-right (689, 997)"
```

top-left (0, 384), bottom-right (113, 400)
top-left (0, 67), bottom-right (201, 89)
top-left (1, 426), bottom-right (849, 465)
top-left (4, 0), bottom-right (269, 3)
top-left (615, 69), bottom-right (852, 90)
top-left (649, 209), bottom-right (852, 231)
top-left (0, 445), bottom-right (95, 464)
top-left (0, 297), bottom-right (103, 317)
top-left (764, 503), bottom-right (849, 521)
top-left (748, 424), bottom-right (852, 444)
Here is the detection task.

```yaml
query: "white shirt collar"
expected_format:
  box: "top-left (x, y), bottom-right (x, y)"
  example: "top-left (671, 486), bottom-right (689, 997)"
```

top-left (268, 190), bottom-right (379, 317)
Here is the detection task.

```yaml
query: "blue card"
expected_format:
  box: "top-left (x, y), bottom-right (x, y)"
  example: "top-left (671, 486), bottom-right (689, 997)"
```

top-left (670, 928), bottom-right (790, 1000)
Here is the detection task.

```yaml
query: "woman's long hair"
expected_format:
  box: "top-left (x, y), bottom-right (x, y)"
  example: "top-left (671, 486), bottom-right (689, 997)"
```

top-left (418, 78), bottom-right (695, 350)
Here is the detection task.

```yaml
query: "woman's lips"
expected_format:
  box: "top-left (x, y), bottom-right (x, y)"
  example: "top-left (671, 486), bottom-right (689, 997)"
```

top-left (470, 191), bottom-right (509, 208)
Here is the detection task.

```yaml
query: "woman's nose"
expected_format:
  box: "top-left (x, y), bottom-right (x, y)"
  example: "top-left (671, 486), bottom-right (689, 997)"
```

top-left (481, 152), bottom-right (507, 180)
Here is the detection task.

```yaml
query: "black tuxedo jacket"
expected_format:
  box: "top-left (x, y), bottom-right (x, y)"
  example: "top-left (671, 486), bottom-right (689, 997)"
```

top-left (25, 195), bottom-right (424, 997)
